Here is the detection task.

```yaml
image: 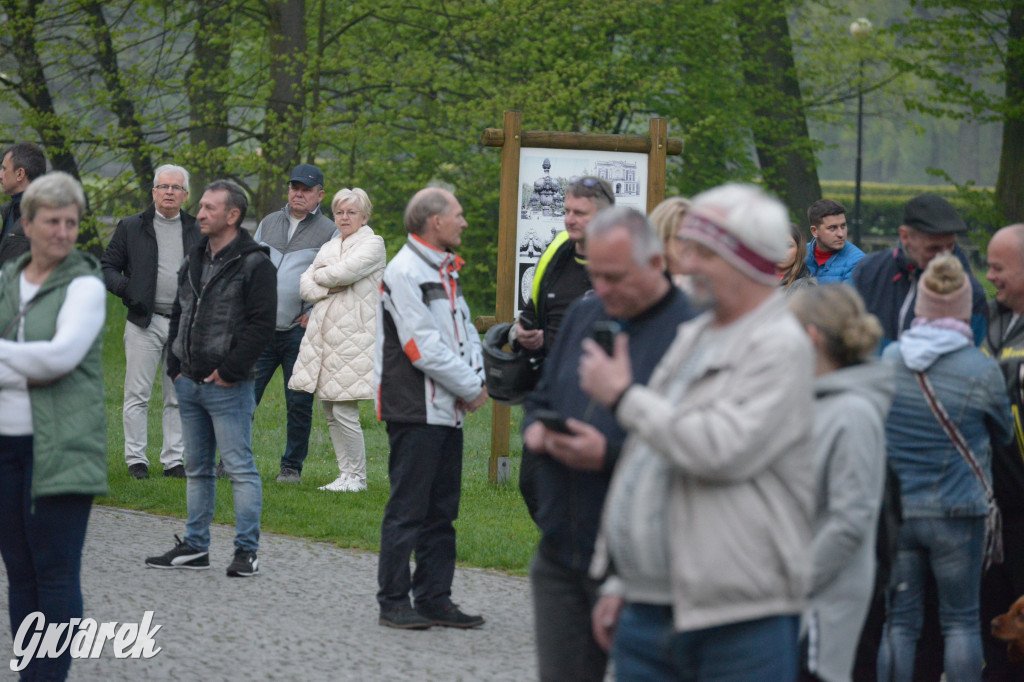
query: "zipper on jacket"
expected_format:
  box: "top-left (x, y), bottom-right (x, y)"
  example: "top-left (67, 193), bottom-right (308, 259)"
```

top-left (184, 250), bottom-right (243, 375)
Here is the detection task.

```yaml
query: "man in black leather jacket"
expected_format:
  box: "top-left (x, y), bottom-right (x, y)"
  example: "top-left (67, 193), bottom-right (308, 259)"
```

top-left (147, 179), bottom-right (275, 579)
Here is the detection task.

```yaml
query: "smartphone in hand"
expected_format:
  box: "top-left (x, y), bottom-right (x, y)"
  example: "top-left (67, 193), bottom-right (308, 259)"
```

top-left (591, 320), bottom-right (621, 356)
top-left (532, 408), bottom-right (572, 435)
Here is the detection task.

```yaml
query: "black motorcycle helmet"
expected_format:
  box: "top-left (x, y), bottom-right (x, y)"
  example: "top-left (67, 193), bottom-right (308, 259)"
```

top-left (482, 322), bottom-right (543, 405)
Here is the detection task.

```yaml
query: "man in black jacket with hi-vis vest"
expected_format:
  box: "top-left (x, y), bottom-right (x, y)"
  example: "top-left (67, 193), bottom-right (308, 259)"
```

top-left (514, 176), bottom-right (614, 519)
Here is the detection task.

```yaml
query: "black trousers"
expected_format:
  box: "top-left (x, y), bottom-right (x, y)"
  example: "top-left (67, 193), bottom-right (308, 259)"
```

top-left (981, 515), bottom-right (1024, 681)
top-left (376, 422), bottom-right (463, 610)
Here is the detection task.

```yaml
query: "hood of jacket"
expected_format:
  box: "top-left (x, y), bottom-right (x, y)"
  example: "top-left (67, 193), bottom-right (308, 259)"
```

top-left (897, 322), bottom-right (972, 371)
top-left (188, 228), bottom-right (267, 278)
top-left (814, 360), bottom-right (895, 420)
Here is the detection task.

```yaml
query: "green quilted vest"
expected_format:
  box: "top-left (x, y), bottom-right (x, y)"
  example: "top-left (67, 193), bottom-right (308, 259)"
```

top-left (0, 249), bottom-right (108, 499)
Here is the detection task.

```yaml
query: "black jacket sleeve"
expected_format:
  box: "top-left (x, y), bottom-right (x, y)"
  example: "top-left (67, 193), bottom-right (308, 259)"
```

top-left (165, 263), bottom-right (186, 380)
top-left (100, 220), bottom-right (131, 299)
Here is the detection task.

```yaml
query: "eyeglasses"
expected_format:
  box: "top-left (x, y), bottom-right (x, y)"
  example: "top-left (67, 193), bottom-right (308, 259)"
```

top-left (570, 176), bottom-right (614, 205)
top-left (154, 184), bottom-right (186, 193)
top-left (335, 209), bottom-right (362, 217)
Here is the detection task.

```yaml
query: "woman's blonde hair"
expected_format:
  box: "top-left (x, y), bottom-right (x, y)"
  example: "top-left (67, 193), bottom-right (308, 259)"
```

top-left (789, 284), bottom-right (882, 367)
top-left (649, 197), bottom-right (691, 251)
top-left (332, 187), bottom-right (372, 217)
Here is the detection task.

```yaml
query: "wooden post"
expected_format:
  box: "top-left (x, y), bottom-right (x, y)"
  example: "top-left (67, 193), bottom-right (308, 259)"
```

top-left (481, 112), bottom-right (682, 484)
top-left (647, 118), bottom-right (669, 212)
top-left (488, 110), bottom-right (521, 483)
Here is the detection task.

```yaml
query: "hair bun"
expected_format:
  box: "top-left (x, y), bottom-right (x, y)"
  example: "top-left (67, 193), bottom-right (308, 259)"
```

top-left (922, 254), bottom-right (965, 295)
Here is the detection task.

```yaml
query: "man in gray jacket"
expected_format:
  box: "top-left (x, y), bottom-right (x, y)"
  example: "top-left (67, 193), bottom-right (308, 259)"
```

top-left (580, 183), bottom-right (815, 679)
top-left (252, 164), bottom-right (337, 482)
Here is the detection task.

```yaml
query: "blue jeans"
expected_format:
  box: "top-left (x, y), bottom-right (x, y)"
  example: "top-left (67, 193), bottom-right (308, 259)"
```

top-left (613, 603), bottom-right (799, 682)
top-left (878, 516), bottom-right (985, 682)
top-left (175, 378), bottom-right (262, 553)
top-left (377, 422), bottom-right (462, 610)
top-left (252, 326), bottom-right (314, 471)
top-left (0, 435), bottom-right (92, 681)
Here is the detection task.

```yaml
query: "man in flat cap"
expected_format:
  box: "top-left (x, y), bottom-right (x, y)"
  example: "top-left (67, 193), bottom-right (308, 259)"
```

top-left (252, 164), bottom-right (337, 482)
top-left (852, 193), bottom-right (987, 352)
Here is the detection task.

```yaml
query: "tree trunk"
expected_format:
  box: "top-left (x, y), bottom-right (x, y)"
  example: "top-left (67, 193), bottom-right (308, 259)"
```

top-left (80, 1), bottom-right (154, 204)
top-left (734, 0), bottom-right (822, 222)
top-left (1, 0), bottom-right (102, 254)
top-left (995, 1), bottom-right (1024, 223)
top-left (186, 0), bottom-right (233, 206)
top-left (254, 0), bottom-right (307, 219)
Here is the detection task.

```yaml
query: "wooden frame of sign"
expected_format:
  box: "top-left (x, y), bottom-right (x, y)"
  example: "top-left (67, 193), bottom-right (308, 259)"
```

top-left (478, 110), bottom-right (683, 483)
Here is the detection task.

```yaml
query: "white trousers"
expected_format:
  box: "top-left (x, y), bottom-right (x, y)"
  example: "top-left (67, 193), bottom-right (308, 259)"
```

top-left (123, 317), bottom-right (183, 468)
top-left (321, 399), bottom-right (365, 483)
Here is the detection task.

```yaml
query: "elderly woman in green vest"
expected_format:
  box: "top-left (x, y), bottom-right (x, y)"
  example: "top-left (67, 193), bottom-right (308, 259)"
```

top-left (0, 171), bottom-right (107, 681)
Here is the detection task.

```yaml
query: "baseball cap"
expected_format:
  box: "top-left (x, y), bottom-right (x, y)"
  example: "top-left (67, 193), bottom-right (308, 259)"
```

top-left (289, 164), bottom-right (324, 189)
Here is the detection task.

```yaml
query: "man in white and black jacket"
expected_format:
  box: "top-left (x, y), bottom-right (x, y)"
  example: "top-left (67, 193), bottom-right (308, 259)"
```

top-left (102, 164), bottom-right (200, 480)
top-left (374, 186), bottom-right (488, 630)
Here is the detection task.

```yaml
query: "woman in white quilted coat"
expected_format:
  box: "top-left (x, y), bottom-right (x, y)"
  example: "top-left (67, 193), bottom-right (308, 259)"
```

top-left (288, 188), bottom-right (386, 492)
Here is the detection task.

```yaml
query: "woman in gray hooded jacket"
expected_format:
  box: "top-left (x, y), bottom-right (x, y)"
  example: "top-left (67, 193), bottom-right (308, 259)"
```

top-left (790, 284), bottom-right (895, 682)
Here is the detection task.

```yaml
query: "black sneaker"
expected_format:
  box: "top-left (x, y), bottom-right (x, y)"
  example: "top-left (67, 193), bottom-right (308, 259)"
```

top-left (416, 602), bottom-right (485, 629)
top-left (129, 463), bottom-right (149, 480)
top-left (226, 550), bottom-right (259, 577)
top-left (379, 603), bottom-right (432, 630)
top-left (145, 535), bottom-right (209, 570)
top-left (276, 466), bottom-right (301, 483)
top-left (162, 464), bottom-right (186, 478)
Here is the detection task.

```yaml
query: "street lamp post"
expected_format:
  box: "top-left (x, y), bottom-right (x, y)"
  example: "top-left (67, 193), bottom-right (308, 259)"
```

top-left (850, 18), bottom-right (872, 247)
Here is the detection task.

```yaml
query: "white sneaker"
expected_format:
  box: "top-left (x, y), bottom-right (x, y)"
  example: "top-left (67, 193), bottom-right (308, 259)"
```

top-left (318, 475), bottom-right (348, 492)
top-left (346, 477), bottom-right (367, 492)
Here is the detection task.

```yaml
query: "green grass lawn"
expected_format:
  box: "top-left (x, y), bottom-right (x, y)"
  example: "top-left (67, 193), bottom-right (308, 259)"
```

top-left (98, 295), bottom-right (538, 574)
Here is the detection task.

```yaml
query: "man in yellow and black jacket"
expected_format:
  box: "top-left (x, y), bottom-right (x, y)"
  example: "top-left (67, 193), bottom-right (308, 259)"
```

top-left (514, 176), bottom-right (613, 519)
top-left (981, 223), bottom-right (1024, 681)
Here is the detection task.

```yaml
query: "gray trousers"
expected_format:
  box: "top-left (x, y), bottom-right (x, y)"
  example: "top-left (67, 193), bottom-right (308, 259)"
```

top-left (530, 549), bottom-right (608, 682)
top-left (122, 316), bottom-right (183, 468)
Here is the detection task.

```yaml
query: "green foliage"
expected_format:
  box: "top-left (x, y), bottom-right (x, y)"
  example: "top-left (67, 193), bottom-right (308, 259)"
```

top-left (4, 0), bottom-right (1021, 304)
top-left (820, 180), bottom-right (1001, 239)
